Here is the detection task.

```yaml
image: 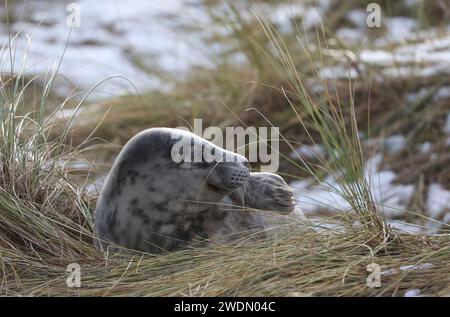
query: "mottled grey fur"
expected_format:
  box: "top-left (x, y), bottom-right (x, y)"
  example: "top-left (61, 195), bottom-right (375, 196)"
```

top-left (94, 128), bottom-right (296, 253)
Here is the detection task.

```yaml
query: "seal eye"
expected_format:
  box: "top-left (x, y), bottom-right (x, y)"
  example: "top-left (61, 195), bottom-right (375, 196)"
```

top-left (177, 161), bottom-right (209, 169)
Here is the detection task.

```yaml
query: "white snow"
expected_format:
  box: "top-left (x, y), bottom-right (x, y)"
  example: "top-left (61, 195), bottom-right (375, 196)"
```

top-left (2, 0), bottom-right (448, 99)
top-left (365, 155), bottom-right (415, 218)
top-left (319, 65), bottom-right (358, 79)
top-left (404, 0), bottom-right (420, 8)
top-left (361, 42), bottom-right (450, 76)
top-left (382, 262), bottom-right (433, 276)
top-left (346, 10), bottom-right (367, 28)
top-left (292, 154), bottom-right (414, 218)
top-left (354, 25), bottom-right (450, 78)
top-left (302, 7), bottom-right (323, 30)
top-left (314, 174), bottom-right (450, 229)
top-left (336, 28), bottom-right (365, 44)
top-left (400, 263), bottom-right (434, 271)
top-left (443, 213), bottom-right (450, 224)
top-left (377, 17), bottom-right (418, 44)
top-left (404, 289), bottom-right (422, 297)
top-left (290, 144), bottom-right (325, 160)
top-left (86, 176), bottom-right (106, 197)
top-left (292, 180), bottom-right (352, 215)
top-left (0, 0), bottom-right (210, 98)
top-left (370, 134), bottom-right (428, 155)
top-left (434, 87), bottom-right (450, 101)
top-left (388, 220), bottom-right (423, 234)
top-left (383, 134), bottom-right (406, 154)
top-left (262, 3), bottom-right (305, 33)
top-left (267, 3), bottom-right (324, 32)
top-left (317, 23), bottom-right (450, 79)
top-left (51, 108), bottom-right (85, 121)
top-left (419, 142), bottom-right (432, 154)
top-left (426, 184), bottom-right (450, 218)
top-left (443, 114), bottom-right (450, 134)
top-left (405, 88), bottom-right (428, 104)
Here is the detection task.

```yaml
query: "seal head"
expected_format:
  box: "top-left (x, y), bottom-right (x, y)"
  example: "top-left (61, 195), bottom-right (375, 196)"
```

top-left (94, 128), bottom-right (250, 253)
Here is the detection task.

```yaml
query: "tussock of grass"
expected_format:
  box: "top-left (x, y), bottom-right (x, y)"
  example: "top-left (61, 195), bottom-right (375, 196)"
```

top-left (2, 213), bottom-right (450, 296)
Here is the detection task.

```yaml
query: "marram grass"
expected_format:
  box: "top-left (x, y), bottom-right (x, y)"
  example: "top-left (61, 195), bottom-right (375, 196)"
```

top-left (2, 210), bottom-right (450, 296)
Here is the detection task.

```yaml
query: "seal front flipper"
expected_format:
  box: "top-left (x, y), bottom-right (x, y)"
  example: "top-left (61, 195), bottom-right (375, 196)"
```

top-left (230, 172), bottom-right (296, 214)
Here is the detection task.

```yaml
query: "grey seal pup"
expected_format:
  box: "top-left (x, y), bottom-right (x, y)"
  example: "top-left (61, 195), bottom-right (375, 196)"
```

top-left (94, 128), bottom-right (298, 253)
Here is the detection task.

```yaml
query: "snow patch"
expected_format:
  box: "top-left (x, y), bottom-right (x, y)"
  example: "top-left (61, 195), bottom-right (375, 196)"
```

top-left (0, 0), bottom-right (210, 98)
top-left (382, 262), bottom-right (433, 276)
top-left (443, 114), bottom-right (450, 134)
top-left (383, 134), bottom-right (406, 154)
top-left (419, 142), bottom-right (432, 154)
top-left (426, 184), bottom-right (450, 218)
top-left (404, 289), bottom-right (422, 297)
top-left (388, 220), bottom-right (423, 234)
top-left (290, 144), bottom-right (325, 160)
top-left (336, 28), bottom-right (365, 44)
top-left (346, 10), bottom-right (367, 28)
top-left (378, 17), bottom-right (418, 44)
top-left (292, 154), bottom-right (414, 218)
top-left (435, 86), bottom-right (450, 101)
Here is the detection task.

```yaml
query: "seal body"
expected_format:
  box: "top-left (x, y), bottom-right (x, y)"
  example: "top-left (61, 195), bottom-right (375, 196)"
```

top-left (94, 128), bottom-right (298, 253)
